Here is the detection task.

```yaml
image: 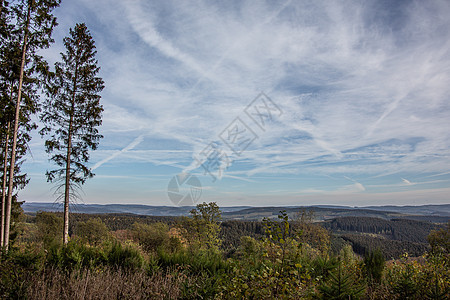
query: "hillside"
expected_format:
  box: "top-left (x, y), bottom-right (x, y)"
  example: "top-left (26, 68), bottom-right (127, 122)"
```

top-left (322, 216), bottom-right (445, 258)
top-left (22, 202), bottom-right (450, 223)
top-left (23, 209), bottom-right (446, 259)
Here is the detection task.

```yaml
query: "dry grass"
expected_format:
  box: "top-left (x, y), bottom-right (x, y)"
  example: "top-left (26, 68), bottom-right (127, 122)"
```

top-left (27, 267), bottom-right (195, 300)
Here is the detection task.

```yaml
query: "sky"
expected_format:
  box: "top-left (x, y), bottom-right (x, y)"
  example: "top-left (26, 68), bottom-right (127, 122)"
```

top-left (21, 0), bottom-right (450, 207)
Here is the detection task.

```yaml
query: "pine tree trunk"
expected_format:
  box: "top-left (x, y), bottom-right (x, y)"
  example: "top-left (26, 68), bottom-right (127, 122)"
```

top-left (4, 3), bottom-right (31, 250)
top-left (1, 121), bottom-right (10, 248)
top-left (63, 52), bottom-right (79, 244)
top-left (63, 110), bottom-right (74, 244)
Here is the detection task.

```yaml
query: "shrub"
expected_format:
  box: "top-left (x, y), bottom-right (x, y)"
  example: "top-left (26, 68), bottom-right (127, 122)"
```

top-left (158, 248), bottom-right (228, 275)
top-left (46, 238), bottom-right (107, 270)
top-left (0, 247), bottom-right (44, 299)
top-left (75, 218), bottom-right (109, 245)
top-left (386, 255), bottom-right (421, 299)
top-left (35, 211), bottom-right (63, 247)
top-left (0, 260), bottom-right (29, 299)
top-left (105, 240), bottom-right (145, 270)
top-left (131, 222), bottom-right (181, 253)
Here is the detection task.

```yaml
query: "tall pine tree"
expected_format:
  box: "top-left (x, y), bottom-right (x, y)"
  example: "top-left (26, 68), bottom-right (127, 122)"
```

top-left (0, 0), bottom-right (11, 250)
top-left (2, 0), bottom-right (59, 250)
top-left (41, 23), bottom-right (104, 244)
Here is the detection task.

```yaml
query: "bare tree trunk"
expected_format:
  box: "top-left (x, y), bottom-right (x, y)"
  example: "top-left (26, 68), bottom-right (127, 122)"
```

top-left (63, 111), bottom-right (73, 244)
top-left (63, 53), bottom-right (79, 244)
top-left (1, 121), bottom-right (10, 248)
top-left (4, 3), bottom-right (30, 250)
top-left (0, 0), bottom-right (5, 248)
top-left (0, 0), bottom-right (7, 247)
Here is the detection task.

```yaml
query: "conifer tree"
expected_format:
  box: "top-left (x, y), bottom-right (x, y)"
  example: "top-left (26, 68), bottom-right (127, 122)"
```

top-left (319, 261), bottom-right (366, 299)
top-left (40, 23), bottom-right (104, 244)
top-left (364, 248), bottom-right (385, 283)
top-left (0, 0), bottom-right (10, 250)
top-left (2, 0), bottom-right (59, 250)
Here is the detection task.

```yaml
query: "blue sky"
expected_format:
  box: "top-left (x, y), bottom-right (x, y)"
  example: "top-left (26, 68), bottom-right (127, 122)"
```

top-left (22, 0), bottom-right (450, 207)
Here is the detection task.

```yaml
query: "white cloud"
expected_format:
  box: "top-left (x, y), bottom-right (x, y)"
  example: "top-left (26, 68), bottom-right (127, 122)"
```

top-left (91, 135), bottom-right (145, 171)
top-left (401, 178), bottom-right (412, 185)
top-left (25, 0), bottom-right (450, 205)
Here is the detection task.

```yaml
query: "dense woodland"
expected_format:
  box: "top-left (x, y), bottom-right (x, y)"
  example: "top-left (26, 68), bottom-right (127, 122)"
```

top-left (322, 216), bottom-right (443, 258)
top-left (323, 217), bottom-right (441, 243)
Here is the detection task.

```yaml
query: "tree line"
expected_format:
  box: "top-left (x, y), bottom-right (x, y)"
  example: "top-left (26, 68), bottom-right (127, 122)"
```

top-left (323, 216), bottom-right (443, 243)
top-left (21, 209), bottom-right (444, 259)
top-left (1, 0), bottom-right (104, 251)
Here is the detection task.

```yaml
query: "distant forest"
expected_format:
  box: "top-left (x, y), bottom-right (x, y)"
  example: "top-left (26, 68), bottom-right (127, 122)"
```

top-left (23, 212), bottom-right (444, 259)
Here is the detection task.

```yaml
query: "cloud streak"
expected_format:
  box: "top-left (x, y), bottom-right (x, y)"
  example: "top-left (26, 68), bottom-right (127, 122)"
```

top-left (91, 135), bottom-right (145, 171)
top-left (22, 0), bottom-right (450, 206)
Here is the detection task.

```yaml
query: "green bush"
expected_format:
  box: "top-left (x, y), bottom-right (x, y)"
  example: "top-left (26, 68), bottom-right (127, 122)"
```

top-left (46, 238), bottom-right (146, 271)
top-left (386, 255), bottom-right (421, 299)
top-left (0, 247), bottom-right (44, 299)
top-left (105, 240), bottom-right (145, 270)
top-left (131, 222), bottom-right (181, 253)
top-left (217, 212), bottom-right (317, 299)
top-left (11, 246), bottom-right (45, 271)
top-left (428, 222), bottom-right (450, 256)
top-left (158, 248), bottom-right (228, 275)
top-left (35, 211), bottom-right (63, 247)
top-left (0, 260), bottom-right (29, 299)
top-left (46, 238), bottom-right (106, 270)
top-left (75, 218), bottom-right (109, 245)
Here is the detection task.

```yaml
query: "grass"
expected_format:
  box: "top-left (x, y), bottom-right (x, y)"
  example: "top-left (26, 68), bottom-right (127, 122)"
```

top-left (27, 267), bottom-right (196, 300)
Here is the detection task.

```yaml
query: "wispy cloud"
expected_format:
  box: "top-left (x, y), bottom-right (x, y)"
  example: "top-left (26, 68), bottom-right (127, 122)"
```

top-left (401, 178), bottom-right (412, 185)
top-left (23, 0), bottom-right (450, 206)
top-left (91, 135), bottom-right (145, 171)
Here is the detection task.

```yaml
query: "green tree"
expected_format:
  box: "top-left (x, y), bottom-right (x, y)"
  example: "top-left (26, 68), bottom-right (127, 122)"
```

top-left (184, 202), bottom-right (222, 251)
top-left (40, 23), bottom-right (104, 244)
top-left (132, 222), bottom-right (167, 252)
top-left (219, 211), bottom-right (311, 299)
top-left (75, 217), bottom-right (109, 245)
top-left (35, 211), bottom-right (63, 247)
top-left (262, 211), bottom-right (291, 271)
top-left (424, 255), bottom-right (449, 300)
top-left (1, 32), bottom-right (38, 248)
top-left (293, 209), bottom-right (330, 254)
top-left (319, 260), bottom-right (366, 299)
top-left (1, 0), bottom-right (15, 248)
top-left (131, 222), bottom-right (181, 253)
top-left (2, 0), bottom-right (60, 250)
top-left (428, 222), bottom-right (450, 255)
top-left (364, 248), bottom-right (385, 283)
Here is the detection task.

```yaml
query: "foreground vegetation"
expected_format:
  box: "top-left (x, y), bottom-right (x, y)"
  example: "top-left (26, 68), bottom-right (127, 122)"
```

top-left (1, 202), bottom-right (449, 299)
